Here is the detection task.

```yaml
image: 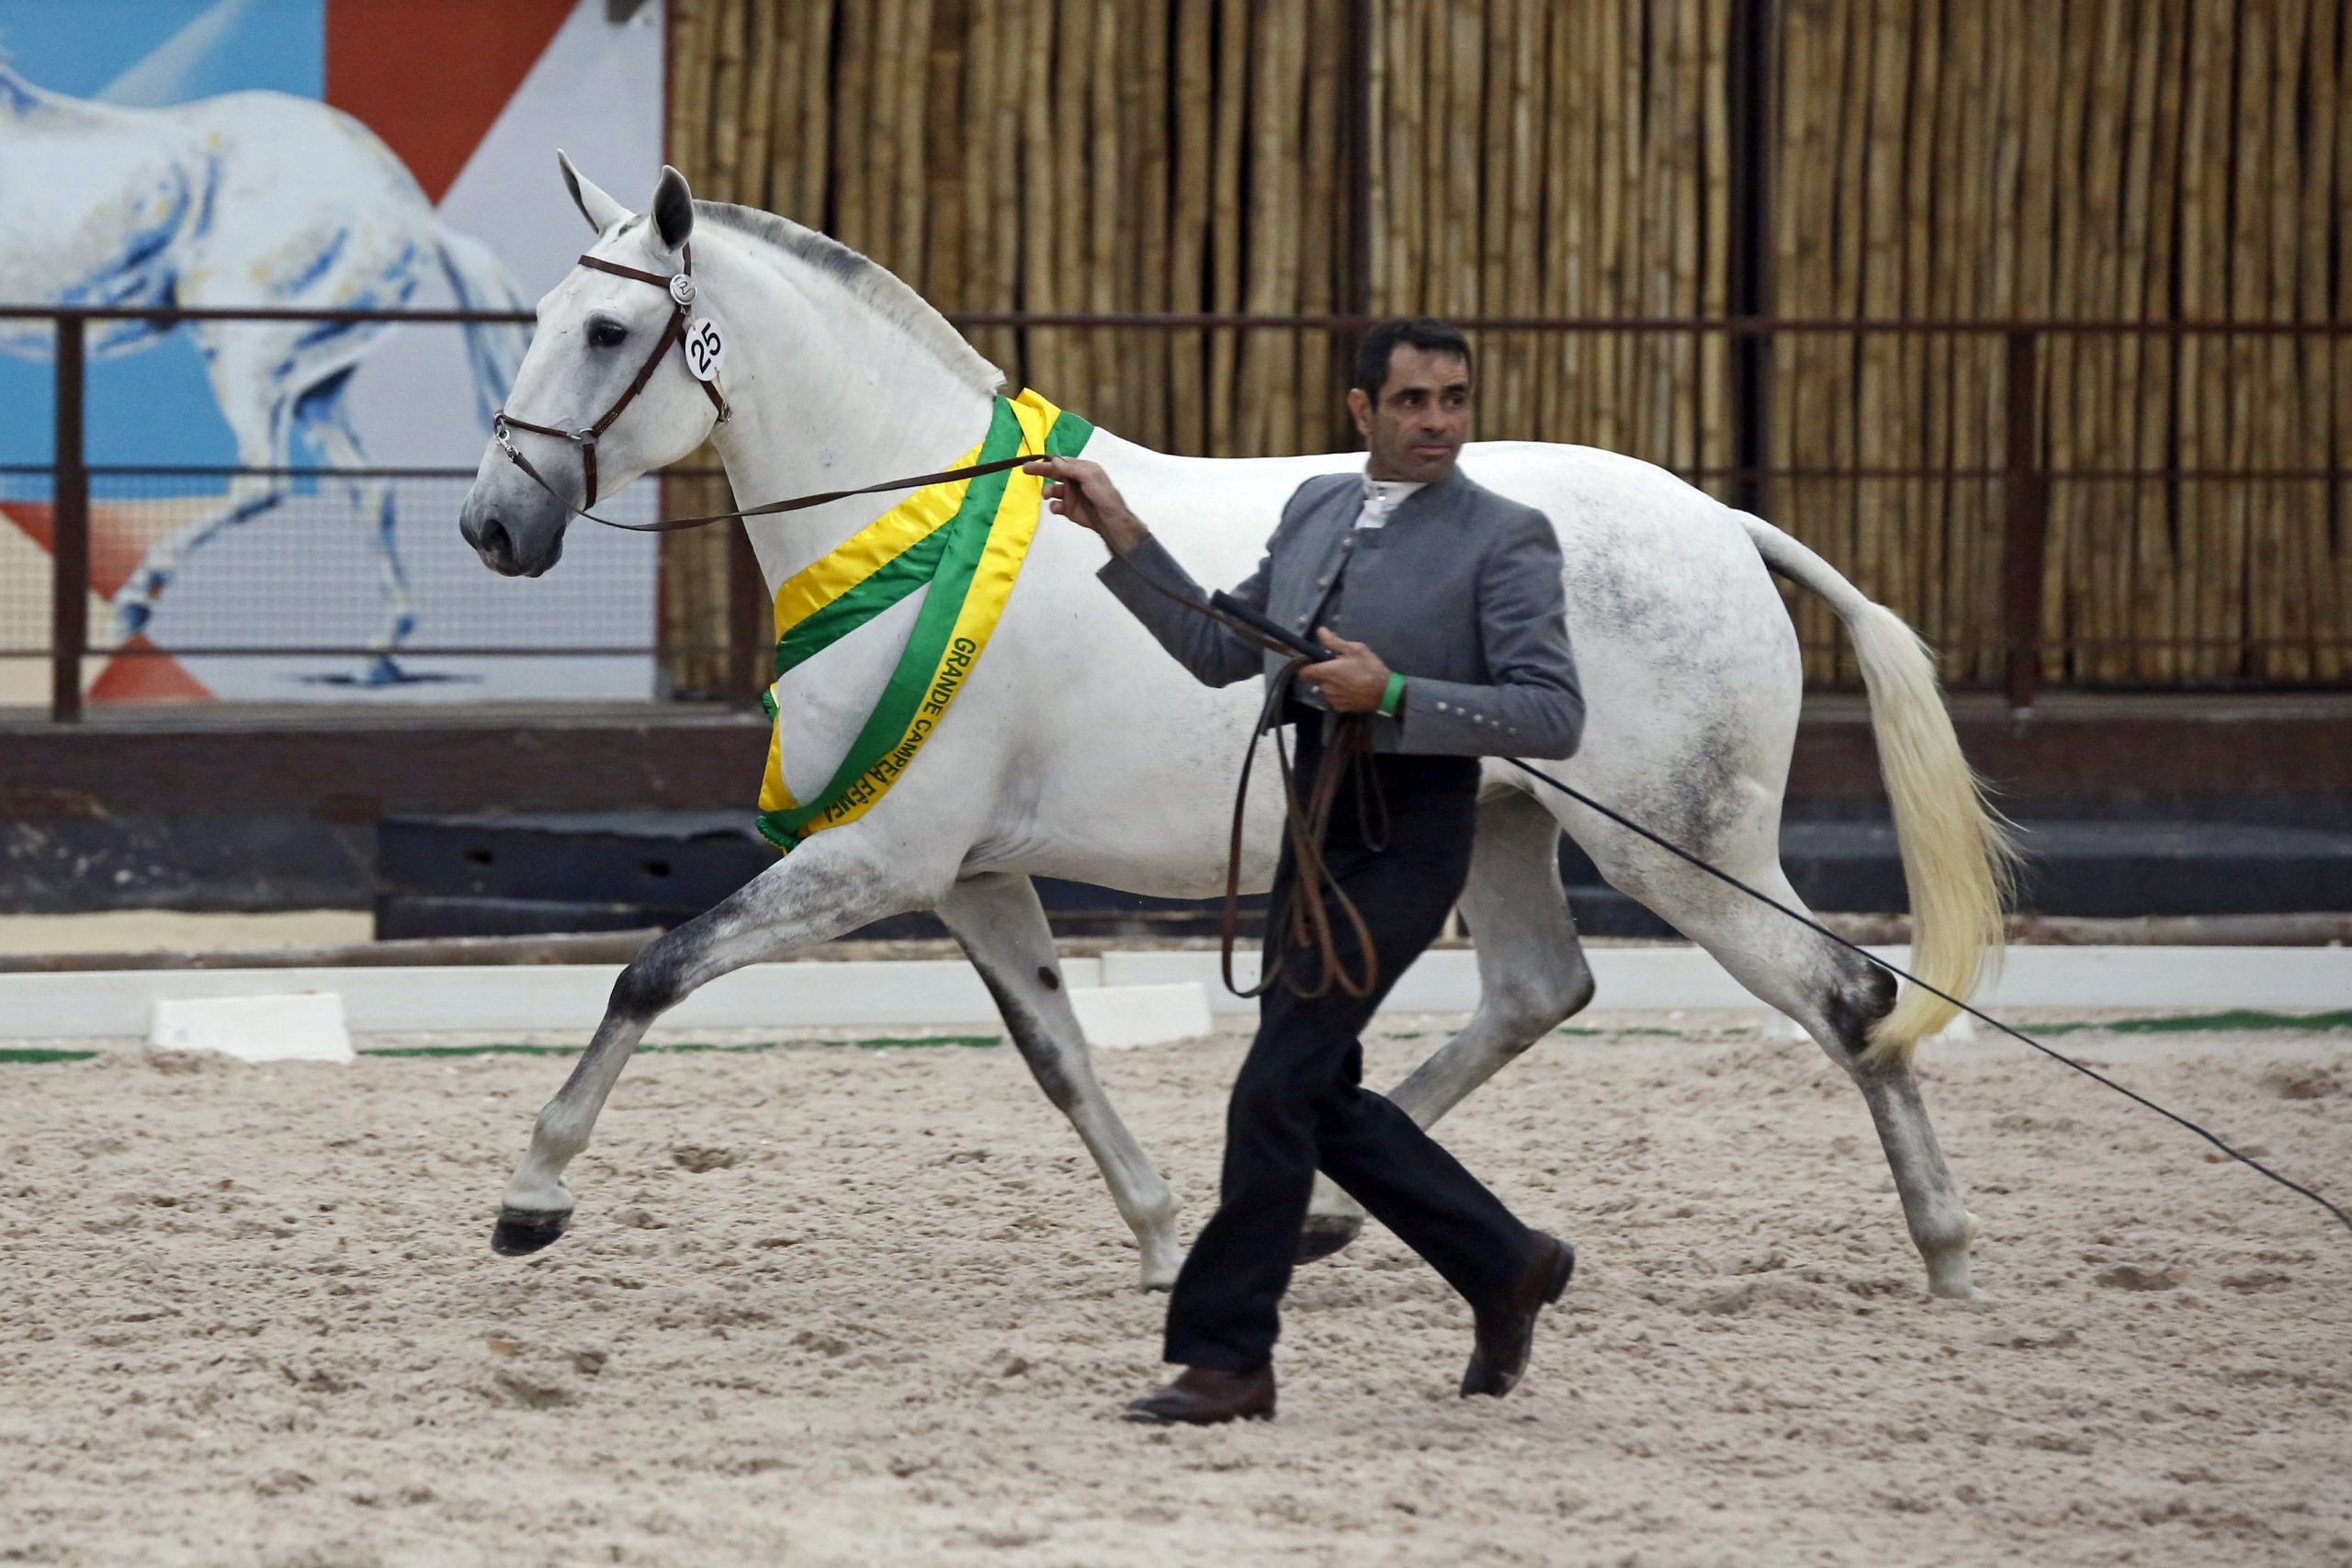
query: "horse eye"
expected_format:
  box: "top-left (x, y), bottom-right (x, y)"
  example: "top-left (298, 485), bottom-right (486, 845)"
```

top-left (588, 319), bottom-right (628, 349)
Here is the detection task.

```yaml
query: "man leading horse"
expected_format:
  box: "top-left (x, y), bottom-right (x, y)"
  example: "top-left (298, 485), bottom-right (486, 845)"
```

top-left (1028, 319), bottom-right (1585, 1426)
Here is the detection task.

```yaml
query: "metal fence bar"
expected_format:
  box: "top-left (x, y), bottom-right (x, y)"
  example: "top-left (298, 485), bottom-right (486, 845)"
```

top-left (9, 302), bottom-right (2348, 718)
top-left (958, 314), bottom-right (2352, 336)
top-left (2002, 331), bottom-right (2048, 711)
top-left (725, 525), bottom-right (768, 697)
top-left (3, 303), bottom-right (2348, 335)
top-left (50, 315), bottom-right (86, 724)
top-left (39, 646), bottom-right (718, 659)
top-left (62, 461), bottom-right (2346, 483)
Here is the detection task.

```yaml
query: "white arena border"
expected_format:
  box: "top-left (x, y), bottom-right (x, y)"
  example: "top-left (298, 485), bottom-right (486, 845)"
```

top-left (4, 945), bottom-right (2347, 1041)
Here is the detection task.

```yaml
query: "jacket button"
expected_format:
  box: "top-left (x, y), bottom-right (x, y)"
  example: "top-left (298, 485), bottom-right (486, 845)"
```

top-left (1435, 701), bottom-right (1450, 713)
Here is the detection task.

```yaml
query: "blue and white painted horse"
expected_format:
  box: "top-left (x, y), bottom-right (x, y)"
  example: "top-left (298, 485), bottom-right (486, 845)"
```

top-left (0, 62), bottom-right (527, 681)
top-left (460, 160), bottom-right (2018, 1300)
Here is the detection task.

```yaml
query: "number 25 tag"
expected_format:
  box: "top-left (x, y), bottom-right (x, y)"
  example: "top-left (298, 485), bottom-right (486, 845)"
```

top-left (684, 316), bottom-right (726, 384)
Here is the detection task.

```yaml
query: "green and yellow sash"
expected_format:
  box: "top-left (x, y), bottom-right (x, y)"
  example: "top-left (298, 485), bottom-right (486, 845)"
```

top-left (756, 389), bottom-right (1092, 851)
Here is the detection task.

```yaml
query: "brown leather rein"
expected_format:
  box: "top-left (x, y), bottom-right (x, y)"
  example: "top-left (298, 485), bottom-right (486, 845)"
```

top-left (1106, 552), bottom-right (1385, 1003)
top-left (492, 248), bottom-right (729, 516)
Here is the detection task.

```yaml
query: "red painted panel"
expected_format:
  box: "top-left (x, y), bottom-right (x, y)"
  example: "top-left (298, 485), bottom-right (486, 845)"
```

top-left (0, 506), bottom-right (215, 702)
top-left (4, 502), bottom-right (177, 598)
top-left (87, 637), bottom-right (215, 704)
top-left (323, 0), bottom-right (577, 204)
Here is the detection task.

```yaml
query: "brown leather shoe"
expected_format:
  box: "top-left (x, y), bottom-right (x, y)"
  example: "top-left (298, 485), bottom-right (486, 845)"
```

top-left (1123, 1364), bottom-right (1276, 1425)
top-left (1460, 1233), bottom-right (1576, 1398)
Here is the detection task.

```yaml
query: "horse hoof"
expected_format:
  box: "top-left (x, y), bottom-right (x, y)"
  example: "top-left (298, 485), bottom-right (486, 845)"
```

top-left (490, 1208), bottom-right (571, 1256)
top-left (1295, 1213), bottom-right (1364, 1263)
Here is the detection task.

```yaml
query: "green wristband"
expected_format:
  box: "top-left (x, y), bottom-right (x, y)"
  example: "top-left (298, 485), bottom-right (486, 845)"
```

top-left (1377, 671), bottom-right (1407, 717)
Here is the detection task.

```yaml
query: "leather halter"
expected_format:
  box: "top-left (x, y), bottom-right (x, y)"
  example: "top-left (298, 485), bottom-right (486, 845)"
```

top-left (484, 244), bottom-right (1050, 536)
top-left (492, 246), bottom-right (730, 511)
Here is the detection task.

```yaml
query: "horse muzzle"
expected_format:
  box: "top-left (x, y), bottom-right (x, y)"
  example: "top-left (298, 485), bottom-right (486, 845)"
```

top-left (459, 484), bottom-right (566, 578)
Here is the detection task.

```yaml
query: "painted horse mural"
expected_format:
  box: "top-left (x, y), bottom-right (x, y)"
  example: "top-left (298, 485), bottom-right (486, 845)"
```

top-left (0, 60), bottom-right (528, 682)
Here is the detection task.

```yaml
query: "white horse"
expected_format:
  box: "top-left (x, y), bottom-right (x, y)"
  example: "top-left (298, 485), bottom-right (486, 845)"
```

top-left (0, 62), bottom-right (528, 682)
top-left (461, 160), bottom-right (2016, 1300)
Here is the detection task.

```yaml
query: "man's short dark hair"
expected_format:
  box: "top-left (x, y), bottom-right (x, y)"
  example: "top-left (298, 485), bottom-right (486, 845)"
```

top-left (1351, 318), bottom-right (1475, 401)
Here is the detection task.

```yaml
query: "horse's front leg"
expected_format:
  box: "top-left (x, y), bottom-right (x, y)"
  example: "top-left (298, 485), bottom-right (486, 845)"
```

top-left (938, 874), bottom-right (1182, 1290)
top-left (112, 326), bottom-right (300, 640)
top-left (492, 831), bottom-right (936, 1255)
top-left (109, 473), bottom-right (288, 639)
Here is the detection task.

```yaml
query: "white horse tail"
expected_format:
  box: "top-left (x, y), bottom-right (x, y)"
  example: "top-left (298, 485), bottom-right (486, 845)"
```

top-left (433, 221), bottom-right (532, 426)
top-left (1735, 510), bottom-right (2019, 1061)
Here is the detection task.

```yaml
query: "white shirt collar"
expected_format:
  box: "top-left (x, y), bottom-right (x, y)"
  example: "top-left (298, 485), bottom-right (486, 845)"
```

top-left (1356, 472), bottom-right (1428, 530)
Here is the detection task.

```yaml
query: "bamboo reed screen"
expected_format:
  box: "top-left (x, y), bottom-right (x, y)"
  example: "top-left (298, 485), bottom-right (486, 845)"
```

top-left (1774, 0), bottom-right (2348, 685)
top-left (662, 0), bottom-right (2348, 695)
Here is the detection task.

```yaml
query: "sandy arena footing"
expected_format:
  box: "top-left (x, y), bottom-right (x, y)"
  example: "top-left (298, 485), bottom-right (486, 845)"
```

top-left (2, 1012), bottom-right (2346, 1566)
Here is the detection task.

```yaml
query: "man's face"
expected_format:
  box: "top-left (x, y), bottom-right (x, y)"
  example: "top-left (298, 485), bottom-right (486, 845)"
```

top-left (1349, 344), bottom-right (1472, 483)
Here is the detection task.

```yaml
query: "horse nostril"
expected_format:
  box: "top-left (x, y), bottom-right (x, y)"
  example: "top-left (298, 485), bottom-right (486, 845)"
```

top-left (481, 518), bottom-right (513, 561)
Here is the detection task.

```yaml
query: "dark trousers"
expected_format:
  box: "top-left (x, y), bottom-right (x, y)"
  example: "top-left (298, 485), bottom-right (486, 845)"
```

top-left (1163, 724), bottom-right (1540, 1371)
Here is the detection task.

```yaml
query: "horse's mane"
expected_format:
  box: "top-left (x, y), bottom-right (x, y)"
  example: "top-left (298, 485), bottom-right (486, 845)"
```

top-left (694, 201), bottom-right (1003, 396)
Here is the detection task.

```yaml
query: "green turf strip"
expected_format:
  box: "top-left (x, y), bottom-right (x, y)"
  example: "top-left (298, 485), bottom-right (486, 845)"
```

top-left (2027, 1009), bottom-right (2352, 1036)
top-left (1541, 1010), bottom-right (2352, 1039)
top-left (6, 1011), bottom-right (2346, 1066)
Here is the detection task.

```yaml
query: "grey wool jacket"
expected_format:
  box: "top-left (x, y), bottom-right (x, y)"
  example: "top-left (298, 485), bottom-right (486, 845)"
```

top-left (1098, 467), bottom-right (1585, 759)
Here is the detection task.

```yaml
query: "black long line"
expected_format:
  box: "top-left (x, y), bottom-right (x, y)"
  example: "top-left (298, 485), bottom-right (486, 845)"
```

top-left (1127, 553), bottom-right (2349, 1238)
top-left (1496, 756), bottom-right (2352, 1236)
top-left (818, 456), bottom-right (2348, 1237)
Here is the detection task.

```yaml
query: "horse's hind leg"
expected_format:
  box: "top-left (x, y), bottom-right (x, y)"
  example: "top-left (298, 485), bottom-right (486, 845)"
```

top-left (303, 394), bottom-right (413, 682)
top-left (1299, 787), bottom-right (1595, 1260)
top-left (492, 830), bottom-right (938, 1255)
top-left (937, 874), bottom-right (1182, 1290)
top-left (1608, 843), bottom-right (1982, 1300)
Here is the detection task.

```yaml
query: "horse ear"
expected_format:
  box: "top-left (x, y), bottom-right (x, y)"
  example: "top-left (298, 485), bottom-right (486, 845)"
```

top-left (651, 165), bottom-right (695, 254)
top-left (557, 150), bottom-right (630, 234)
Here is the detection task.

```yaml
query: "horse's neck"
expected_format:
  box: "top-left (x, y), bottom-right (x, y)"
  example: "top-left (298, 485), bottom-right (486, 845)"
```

top-left (703, 244), bottom-right (998, 594)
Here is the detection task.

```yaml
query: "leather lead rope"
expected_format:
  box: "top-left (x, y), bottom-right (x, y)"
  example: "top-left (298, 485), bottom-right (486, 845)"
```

top-left (1221, 674), bottom-right (1383, 1002)
top-left (1105, 543), bottom-right (1383, 1001)
top-left (1138, 550), bottom-right (2352, 1244)
top-left (576, 450), bottom-right (1044, 535)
